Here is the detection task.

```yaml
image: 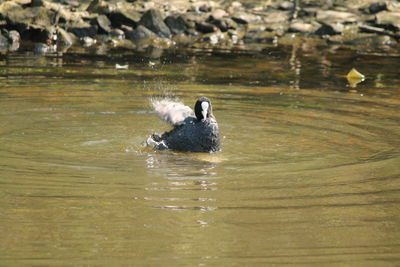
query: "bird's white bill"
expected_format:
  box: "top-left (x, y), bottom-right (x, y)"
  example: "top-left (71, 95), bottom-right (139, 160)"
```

top-left (201, 101), bottom-right (209, 121)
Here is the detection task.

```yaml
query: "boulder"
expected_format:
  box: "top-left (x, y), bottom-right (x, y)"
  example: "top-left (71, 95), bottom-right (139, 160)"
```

top-left (289, 21), bottom-right (320, 33)
top-left (262, 11), bottom-right (290, 33)
top-left (376, 11), bottom-right (400, 30)
top-left (31, 7), bottom-right (57, 27)
top-left (96, 14), bottom-right (112, 33)
top-left (208, 17), bottom-right (238, 32)
top-left (369, 2), bottom-right (387, 14)
top-left (107, 10), bottom-right (141, 28)
top-left (60, 0), bottom-right (80, 8)
top-left (67, 21), bottom-right (98, 38)
top-left (279, 1), bottom-right (294, 11)
top-left (139, 9), bottom-right (171, 38)
top-left (172, 34), bottom-right (194, 46)
top-left (126, 25), bottom-right (157, 41)
top-left (315, 23), bottom-right (342, 36)
top-left (199, 32), bottom-right (226, 45)
top-left (7, 30), bottom-right (21, 44)
top-left (55, 7), bottom-right (82, 24)
top-left (80, 36), bottom-right (96, 47)
top-left (191, 1), bottom-right (217, 13)
top-left (57, 27), bottom-right (74, 46)
top-left (0, 2), bottom-right (29, 25)
top-left (231, 11), bottom-right (261, 25)
top-left (0, 1), bottom-right (59, 42)
top-left (316, 10), bottom-right (359, 24)
top-left (0, 32), bottom-right (8, 47)
top-left (263, 11), bottom-right (290, 24)
top-left (210, 9), bottom-right (227, 20)
top-left (195, 22), bottom-right (218, 34)
top-left (31, 0), bottom-right (45, 7)
top-left (109, 28), bottom-right (125, 39)
top-left (164, 15), bottom-right (186, 34)
top-left (12, 0), bottom-right (31, 4)
top-left (86, 0), bottom-right (113, 14)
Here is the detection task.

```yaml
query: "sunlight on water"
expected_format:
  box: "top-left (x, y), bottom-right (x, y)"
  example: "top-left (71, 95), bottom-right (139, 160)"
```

top-left (0, 48), bottom-right (399, 265)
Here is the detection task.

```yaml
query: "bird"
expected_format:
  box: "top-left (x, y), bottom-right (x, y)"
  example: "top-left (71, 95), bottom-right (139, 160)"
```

top-left (146, 97), bottom-right (220, 153)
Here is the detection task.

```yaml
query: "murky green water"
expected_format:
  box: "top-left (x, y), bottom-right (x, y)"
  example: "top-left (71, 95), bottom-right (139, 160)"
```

top-left (1, 46), bottom-right (399, 265)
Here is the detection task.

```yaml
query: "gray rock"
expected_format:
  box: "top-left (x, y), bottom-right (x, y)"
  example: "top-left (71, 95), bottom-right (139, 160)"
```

top-left (315, 23), bottom-right (342, 36)
top-left (210, 9), bottom-right (227, 20)
top-left (31, 0), bottom-right (44, 7)
top-left (262, 11), bottom-right (290, 33)
top-left (8, 41), bottom-right (20, 51)
top-left (208, 17), bottom-right (238, 32)
top-left (316, 10), bottom-right (359, 23)
top-left (200, 32), bottom-right (225, 45)
top-left (7, 30), bottom-right (21, 44)
top-left (60, 0), bottom-right (80, 8)
top-left (30, 7), bottom-right (57, 27)
top-left (172, 34), bottom-right (194, 46)
top-left (181, 12), bottom-right (209, 25)
top-left (263, 11), bottom-right (290, 24)
top-left (1, 2), bottom-right (56, 29)
top-left (139, 9), bottom-right (171, 38)
top-left (80, 36), bottom-right (96, 47)
top-left (0, 2), bottom-right (24, 24)
top-left (96, 14), bottom-right (112, 33)
top-left (107, 10), bottom-right (141, 28)
top-left (86, 0), bottom-right (113, 14)
top-left (300, 7), bottom-right (318, 17)
top-left (376, 11), bottom-right (400, 30)
top-left (68, 21), bottom-right (98, 38)
top-left (369, 2), bottom-right (387, 14)
top-left (231, 16), bottom-right (247, 25)
top-left (57, 27), bottom-right (74, 46)
top-left (164, 15), bottom-right (186, 34)
top-left (126, 25), bottom-right (157, 41)
top-left (195, 22), bottom-right (217, 34)
top-left (289, 21), bottom-right (319, 33)
top-left (279, 1), bottom-right (294, 11)
top-left (191, 2), bottom-right (213, 13)
top-left (109, 28), bottom-right (125, 39)
top-left (231, 11), bottom-right (261, 25)
top-left (0, 32), bottom-right (8, 47)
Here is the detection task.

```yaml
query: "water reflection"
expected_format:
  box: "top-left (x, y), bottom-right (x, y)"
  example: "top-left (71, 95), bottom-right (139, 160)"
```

top-left (289, 44), bottom-right (301, 90)
top-left (144, 152), bottom-right (219, 212)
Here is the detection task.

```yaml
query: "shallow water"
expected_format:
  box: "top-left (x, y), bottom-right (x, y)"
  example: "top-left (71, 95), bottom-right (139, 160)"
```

top-left (0, 46), bottom-right (399, 265)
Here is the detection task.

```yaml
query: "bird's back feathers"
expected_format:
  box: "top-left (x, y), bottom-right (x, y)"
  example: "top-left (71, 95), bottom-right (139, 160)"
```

top-left (151, 99), bottom-right (194, 126)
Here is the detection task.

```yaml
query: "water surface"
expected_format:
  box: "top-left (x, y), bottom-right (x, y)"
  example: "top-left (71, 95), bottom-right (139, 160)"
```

top-left (1, 46), bottom-right (399, 265)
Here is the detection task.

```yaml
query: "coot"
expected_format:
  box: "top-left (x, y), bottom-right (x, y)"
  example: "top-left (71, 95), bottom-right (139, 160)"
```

top-left (147, 97), bottom-right (220, 152)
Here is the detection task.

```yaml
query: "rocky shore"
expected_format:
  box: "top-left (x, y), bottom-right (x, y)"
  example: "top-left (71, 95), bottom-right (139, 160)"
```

top-left (0, 0), bottom-right (399, 54)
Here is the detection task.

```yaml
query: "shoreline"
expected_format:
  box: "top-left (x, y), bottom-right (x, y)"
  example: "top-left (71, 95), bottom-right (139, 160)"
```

top-left (0, 0), bottom-right (399, 55)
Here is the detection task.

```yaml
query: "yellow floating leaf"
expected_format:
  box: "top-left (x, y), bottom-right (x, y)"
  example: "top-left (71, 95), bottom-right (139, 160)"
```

top-left (346, 68), bottom-right (365, 88)
top-left (347, 68), bottom-right (365, 80)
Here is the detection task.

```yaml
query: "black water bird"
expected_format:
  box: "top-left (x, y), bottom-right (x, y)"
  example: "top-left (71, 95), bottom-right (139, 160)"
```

top-left (147, 97), bottom-right (220, 152)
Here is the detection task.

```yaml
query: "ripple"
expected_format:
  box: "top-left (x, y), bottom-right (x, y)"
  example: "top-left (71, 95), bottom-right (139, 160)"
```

top-left (81, 139), bottom-right (109, 146)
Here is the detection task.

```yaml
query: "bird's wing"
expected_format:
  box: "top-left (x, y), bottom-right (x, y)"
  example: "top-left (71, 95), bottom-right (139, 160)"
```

top-left (151, 99), bottom-right (194, 126)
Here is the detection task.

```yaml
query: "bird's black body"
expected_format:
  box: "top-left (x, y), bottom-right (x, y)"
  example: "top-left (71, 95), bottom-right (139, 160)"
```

top-left (148, 97), bottom-right (220, 153)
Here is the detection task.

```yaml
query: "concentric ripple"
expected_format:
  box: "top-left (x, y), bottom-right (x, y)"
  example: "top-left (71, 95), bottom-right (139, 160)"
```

top-left (0, 50), bottom-right (399, 265)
